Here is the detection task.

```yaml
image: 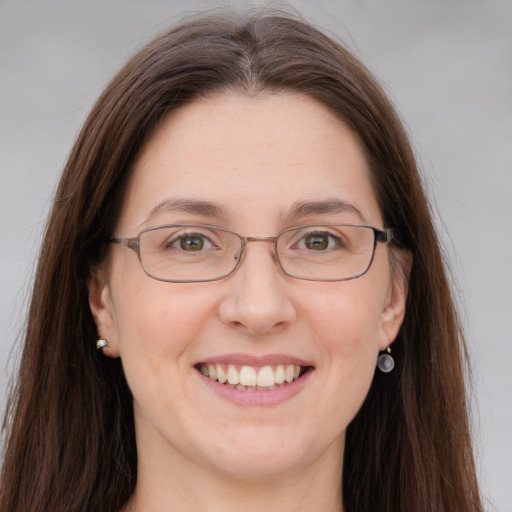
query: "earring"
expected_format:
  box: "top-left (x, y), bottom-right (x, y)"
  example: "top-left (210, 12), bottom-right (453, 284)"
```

top-left (96, 339), bottom-right (109, 350)
top-left (377, 347), bottom-right (395, 373)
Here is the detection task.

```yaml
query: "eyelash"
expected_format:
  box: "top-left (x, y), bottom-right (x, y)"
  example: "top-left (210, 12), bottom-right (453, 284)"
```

top-left (164, 232), bottom-right (216, 251)
top-left (293, 231), bottom-right (345, 250)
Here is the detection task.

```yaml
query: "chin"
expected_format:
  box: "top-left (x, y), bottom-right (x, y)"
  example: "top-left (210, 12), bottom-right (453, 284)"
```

top-left (199, 426), bottom-right (339, 482)
top-left (210, 451), bottom-right (306, 482)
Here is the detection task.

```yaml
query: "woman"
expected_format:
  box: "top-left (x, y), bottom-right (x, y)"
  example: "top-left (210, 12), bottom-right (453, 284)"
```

top-left (0, 10), bottom-right (483, 512)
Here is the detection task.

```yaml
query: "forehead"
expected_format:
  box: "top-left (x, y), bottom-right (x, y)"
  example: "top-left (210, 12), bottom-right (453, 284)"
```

top-left (118, 92), bottom-right (382, 232)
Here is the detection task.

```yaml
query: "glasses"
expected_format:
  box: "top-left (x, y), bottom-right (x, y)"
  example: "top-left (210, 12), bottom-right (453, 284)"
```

top-left (109, 223), bottom-right (393, 283)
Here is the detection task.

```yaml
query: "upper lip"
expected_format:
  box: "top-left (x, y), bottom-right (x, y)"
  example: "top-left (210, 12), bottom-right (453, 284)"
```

top-left (195, 353), bottom-right (314, 368)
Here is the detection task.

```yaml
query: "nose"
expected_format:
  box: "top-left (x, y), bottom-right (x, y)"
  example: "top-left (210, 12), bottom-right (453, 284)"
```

top-left (218, 240), bottom-right (297, 335)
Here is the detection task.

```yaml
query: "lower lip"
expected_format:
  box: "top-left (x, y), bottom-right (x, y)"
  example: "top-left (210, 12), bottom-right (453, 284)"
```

top-left (197, 369), bottom-right (313, 407)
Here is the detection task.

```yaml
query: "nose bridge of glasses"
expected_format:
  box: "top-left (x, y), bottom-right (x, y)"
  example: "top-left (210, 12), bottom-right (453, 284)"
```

top-left (237, 236), bottom-right (280, 267)
top-left (244, 236), bottom-right (278, 244)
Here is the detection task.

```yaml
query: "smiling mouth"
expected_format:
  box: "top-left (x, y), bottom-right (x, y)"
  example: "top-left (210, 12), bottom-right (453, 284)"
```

top-left (195, 363), bottom-right (311, 391)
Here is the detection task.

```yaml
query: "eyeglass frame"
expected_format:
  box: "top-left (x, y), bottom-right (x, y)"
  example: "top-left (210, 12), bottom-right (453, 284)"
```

top-left (109, 223), bottom-right (393, 283)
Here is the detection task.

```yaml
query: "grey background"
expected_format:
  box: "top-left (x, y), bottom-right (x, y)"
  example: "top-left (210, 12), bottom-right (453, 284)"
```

top-left (1, 0), bottom-right (511, 510)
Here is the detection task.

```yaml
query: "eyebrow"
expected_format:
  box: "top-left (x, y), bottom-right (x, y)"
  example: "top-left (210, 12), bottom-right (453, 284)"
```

top-left (140, 197), bottom-right (227, 226)
top-left (141, 197), bottom-right (367, 227)
top-left (285, 199), bottom-right (368, 224)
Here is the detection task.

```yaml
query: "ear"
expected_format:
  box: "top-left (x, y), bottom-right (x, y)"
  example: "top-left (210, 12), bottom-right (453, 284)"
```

top-left (379, 249), bottom-right (413, 350)
top-left (88, 269), bottom-right (120, 358)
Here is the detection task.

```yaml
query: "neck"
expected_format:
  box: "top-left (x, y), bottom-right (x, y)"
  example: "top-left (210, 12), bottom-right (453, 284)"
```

top-left (123, 437), bottom-right (345, 512)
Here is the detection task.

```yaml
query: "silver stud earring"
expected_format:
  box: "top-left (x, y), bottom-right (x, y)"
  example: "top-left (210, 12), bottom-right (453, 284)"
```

top-left (377, 347), bottom-right (395, 373)
top-left (96, 339), bottom-right (109, 350)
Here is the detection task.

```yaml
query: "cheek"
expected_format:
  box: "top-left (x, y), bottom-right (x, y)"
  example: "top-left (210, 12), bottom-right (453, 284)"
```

top-left (322, 293), bottom-right (381, 390)
top-left (110, 281), bottom-right (220, 429)
top-left (301, 280), bottom-right (386, 409)
top-left (307, 279), bottom-right (385, 353)
top-left (110, 273), bottom-right (216, 377)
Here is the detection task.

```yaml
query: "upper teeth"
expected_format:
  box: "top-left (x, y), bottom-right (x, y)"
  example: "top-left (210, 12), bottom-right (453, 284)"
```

top-left (199, 363), bottom-right (302, 388)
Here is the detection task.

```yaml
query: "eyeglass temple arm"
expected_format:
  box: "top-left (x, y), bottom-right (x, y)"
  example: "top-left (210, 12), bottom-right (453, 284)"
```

top-left (376, 228), bottom-right (393, 243)
top-left (109, 236), bottom-right (140, 252)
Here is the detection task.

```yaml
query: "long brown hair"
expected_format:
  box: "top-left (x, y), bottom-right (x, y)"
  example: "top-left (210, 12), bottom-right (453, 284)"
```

top-left (1, 10), bottom-right (482, 512)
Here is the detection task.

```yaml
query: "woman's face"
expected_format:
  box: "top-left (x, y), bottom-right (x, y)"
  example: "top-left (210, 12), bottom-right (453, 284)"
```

top-left (90, 92), bottom-right (408, 482)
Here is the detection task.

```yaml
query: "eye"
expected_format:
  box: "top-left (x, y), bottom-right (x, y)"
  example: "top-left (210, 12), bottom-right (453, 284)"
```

top-left (296, 231), bottom-right (344, 251)
top-left (167, 232), bottom-right (215, 252)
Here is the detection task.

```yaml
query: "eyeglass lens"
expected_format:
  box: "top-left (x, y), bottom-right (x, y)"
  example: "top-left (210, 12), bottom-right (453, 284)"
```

top-left (137, 224), bottom-right (379, 282)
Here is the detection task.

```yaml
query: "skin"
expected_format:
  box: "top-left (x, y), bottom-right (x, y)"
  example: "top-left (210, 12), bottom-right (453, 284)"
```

top-left (89, 92), bottom-right (410, 512)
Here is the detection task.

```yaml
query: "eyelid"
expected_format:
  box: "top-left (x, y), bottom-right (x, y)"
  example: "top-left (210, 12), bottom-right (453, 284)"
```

top-left (287, 225), bottom-right (346, 238)
top-left (167, 231), bottom-right (214, 242)
top-left (166, 229), bottom-right (217, 244)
